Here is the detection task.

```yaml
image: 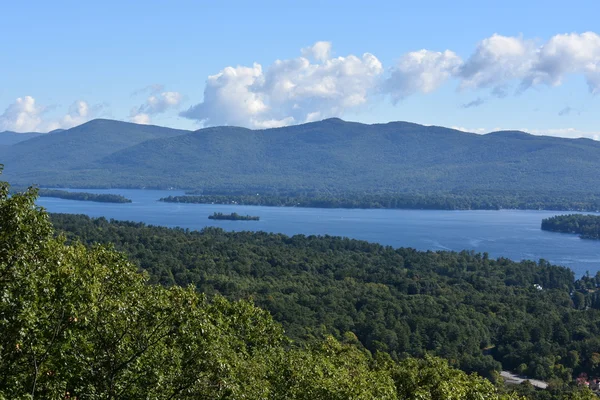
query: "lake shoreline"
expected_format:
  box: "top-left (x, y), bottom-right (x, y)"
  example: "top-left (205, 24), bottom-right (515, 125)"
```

top-left (19, 186), bottom-right (600, 213)
top-left (36, 188), bottom-right (600, 278)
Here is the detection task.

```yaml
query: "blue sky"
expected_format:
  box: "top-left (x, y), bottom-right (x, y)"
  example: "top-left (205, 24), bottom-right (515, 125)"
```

top-left (1, 0), bottom-right (599, 138)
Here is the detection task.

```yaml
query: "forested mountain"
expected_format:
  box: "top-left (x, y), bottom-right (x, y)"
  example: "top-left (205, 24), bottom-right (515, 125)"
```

top-left (0, 131), bottom-right (43, 146)
top-left (0, 119), bottom-right (190, 185)
top-left (2, 118), bottom-right (600, 195)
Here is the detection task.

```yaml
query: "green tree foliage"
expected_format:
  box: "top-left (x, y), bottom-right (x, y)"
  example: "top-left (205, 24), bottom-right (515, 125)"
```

top-left (37, 189), bottom-right (132, 203)
top-left (542, 214), bottom-right (600, 239)
top-left (162, 191), bottom-right (600, 212)
top-left (49, 213), bottom-right (600, 384)
top-left (5, 118), bottom-right (600, 198)
top-left (0, 173), bottom-right (522, 399)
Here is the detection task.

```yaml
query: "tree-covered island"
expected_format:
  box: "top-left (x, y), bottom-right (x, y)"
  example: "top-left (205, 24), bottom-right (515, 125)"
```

top-left (160, 191), bottom-right (600, 212)
top-left (541, 214), bottom-right (600, 239)
top-left (208, 212), bottom-right (260, 221)
top-left (38, 188), bottom-right (132, 203)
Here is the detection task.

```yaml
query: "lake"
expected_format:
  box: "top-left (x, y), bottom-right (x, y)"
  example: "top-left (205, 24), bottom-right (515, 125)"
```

top-left (37, 188), bottom-right (600, 277)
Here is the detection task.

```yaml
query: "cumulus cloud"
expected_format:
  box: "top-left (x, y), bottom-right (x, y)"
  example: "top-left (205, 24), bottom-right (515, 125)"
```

top-left (301, 41), bottom-right (332, 62)
top-left (130, 90), bottom-right (183, 124)
top-left (451, 126), bottom-right (488, 134)
top-left (49, 100), bottom-right (106, 131)
top-left (0, 96), bottom-right (44, 132)
top-left (380, 32), bottom-right (600, 100)
top-left (0, 97), bottom-right (103, 132)
top-left (458, 34), bottom-right (536, 94)
top-left (179, 34), bottom-right (600, 129)
top-left (130, 113), bottom-right (151, 125)
top-left (523, 32), bottom-right (600, 93)
top-left (383, 50), bottom-right (462, 101)
top-left (180, 42), bottom-right (383, 128)
top-left (458, 32), bottom-right (600, 95)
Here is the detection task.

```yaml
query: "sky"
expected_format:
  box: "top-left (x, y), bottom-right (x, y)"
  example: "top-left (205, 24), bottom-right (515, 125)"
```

top-left (1, 0), bottom-right (599, 139)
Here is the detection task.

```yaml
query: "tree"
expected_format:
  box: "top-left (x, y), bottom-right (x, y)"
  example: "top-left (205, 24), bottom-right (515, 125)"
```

top-left (0, 170), bottom-right (524, 399)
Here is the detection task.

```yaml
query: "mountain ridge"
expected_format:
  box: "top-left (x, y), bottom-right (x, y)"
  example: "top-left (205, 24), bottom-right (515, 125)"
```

top-left (0, 131), bottom-right (44, 146)
top-left (1, 118), bottom-right (600, 194)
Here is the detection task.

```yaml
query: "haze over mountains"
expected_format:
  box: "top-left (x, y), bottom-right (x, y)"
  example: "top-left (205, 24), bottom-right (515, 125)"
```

top-left (1, 118), bottom-right (600, 194)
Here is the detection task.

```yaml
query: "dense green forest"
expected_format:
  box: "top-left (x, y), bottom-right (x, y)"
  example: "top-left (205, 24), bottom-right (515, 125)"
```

top-left (38, 188), bottom-right (132, 203)
top-left (542, 214), bottom-right (600, 239)
top-left (1, 177), bottom-right (545, 399)
top-left (4, 118), bottom-right (600, 197)
top-left (161, 191), bottom-right (600, 211)
top-left (50, 213), bottom-right (600, 388)
top-left (208, 212), bottom-right (260, 221)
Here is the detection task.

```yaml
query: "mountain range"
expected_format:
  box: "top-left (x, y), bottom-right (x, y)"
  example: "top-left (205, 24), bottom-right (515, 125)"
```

top-left (1, 118), bottom-right (600, 194)
top-left (0, 131), bottom-right (44, 146)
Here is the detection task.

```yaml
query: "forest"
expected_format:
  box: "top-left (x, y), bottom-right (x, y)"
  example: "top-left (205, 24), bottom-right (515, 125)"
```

top-left (2, 178), bottom-right (600, 397)
top-left (5, 119), bottom-right (600, 198)
top-left (37, 189), bottom-right (132, 203)
top-left (50, 212), bottom-right (600, 389)
top-left (161, 191), bottom-right (600, 211)
top-left (542, 214), bottom-right (600, 239)
top-left (0, 177), bottom-right (548, 399)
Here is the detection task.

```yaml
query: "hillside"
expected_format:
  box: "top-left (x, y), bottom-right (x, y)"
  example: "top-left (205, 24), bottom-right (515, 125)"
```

top-left (50, 213), bottom-right (600, 385)
top-left (0, 119), bottom-right (190, 185)
top-left (0, 131), bottom-right (43, 146)
top-left (3, 181), bottom-right (530, 399)
top-left (2, 118), bottom-right (600, 194)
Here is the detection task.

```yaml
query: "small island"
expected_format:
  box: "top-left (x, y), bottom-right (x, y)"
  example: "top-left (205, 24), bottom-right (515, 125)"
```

top-left (38, 189), bottom-right (132, 204)
top-left (541, 214), bottom-right (600, 239)
top-left (208, 212), bottom-right (259, 221)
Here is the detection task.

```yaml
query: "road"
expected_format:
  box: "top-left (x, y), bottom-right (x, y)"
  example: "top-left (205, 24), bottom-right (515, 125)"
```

top-left (500, 370), bottom-right (548, 389)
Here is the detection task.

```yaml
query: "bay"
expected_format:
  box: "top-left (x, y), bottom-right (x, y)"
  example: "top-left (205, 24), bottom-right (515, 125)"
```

top-left (37, 188), bottom-right (600, 277)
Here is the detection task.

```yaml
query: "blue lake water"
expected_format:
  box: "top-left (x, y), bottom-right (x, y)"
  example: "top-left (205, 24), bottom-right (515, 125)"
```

top-left (37, 188), bottom-right (600, 277)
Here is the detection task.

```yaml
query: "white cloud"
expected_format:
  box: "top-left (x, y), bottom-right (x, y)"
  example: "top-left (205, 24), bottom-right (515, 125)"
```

top-left (130, 113), bottom-right (151, 125)
top-left (450, 126), bottom-right (488, 134)
top-left (381, 32), bottom-right (600, 99)
top-left (179, 34), bottom-right (600, 129)
top-left (383, 50), bottom-right (463, 101)
top-left (0, 96), bottom-right (44, 132)
top-left (455, 32), bottom-right (600, 95)
top-left (458, 34), bottom-right (537, 93)
top-left (51, 100), bottom-right (104, 130)
top-left (523, 32), bottom-right (600, 93)
top-left (181, 42), bottom-right (383, 128)
top-left (0, 97), bottom-right (102, 132)
top-left (130, 90), bottom-right (183, 124)
top-left (181, 63), bottom-right (267, 127)
top-left (301, 41), bottom-right (332, 62)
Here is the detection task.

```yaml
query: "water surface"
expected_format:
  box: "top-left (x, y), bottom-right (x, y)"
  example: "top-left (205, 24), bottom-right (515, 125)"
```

top-left (37, 188), bottom-right (600, 277)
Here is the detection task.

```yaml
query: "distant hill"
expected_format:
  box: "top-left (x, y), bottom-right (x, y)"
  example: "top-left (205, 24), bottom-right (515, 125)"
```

top-left (0, 131), bottom-right (44, 146)
top-left (0, 119), bottom-right (191, 185)
top-left (2, 118), bottom-right (600, 194)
